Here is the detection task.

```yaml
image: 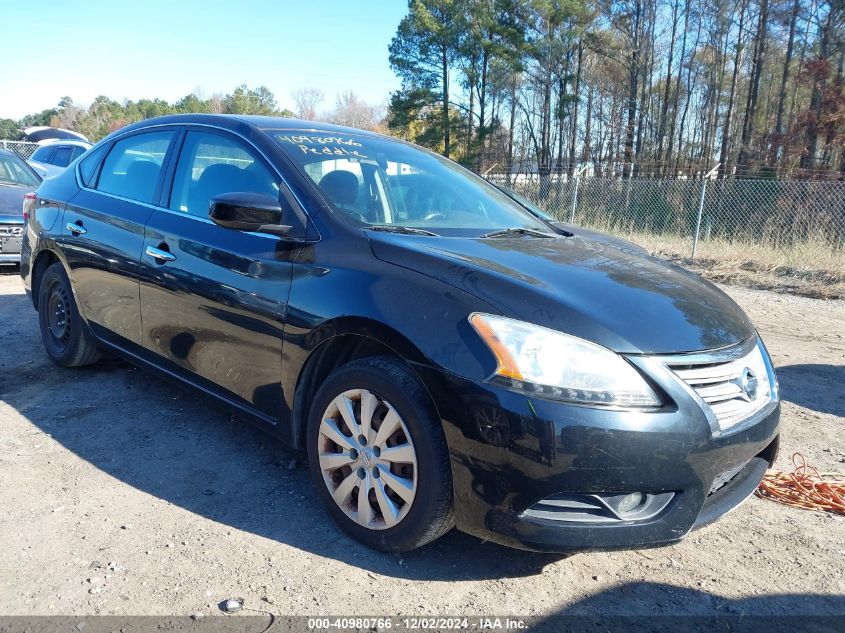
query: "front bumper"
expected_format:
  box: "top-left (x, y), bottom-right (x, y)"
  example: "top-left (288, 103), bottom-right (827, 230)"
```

top-left (413, 361), bottom-right (780, 553)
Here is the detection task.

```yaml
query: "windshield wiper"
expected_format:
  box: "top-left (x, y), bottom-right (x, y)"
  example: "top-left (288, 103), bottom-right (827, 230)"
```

top-left (366, 225), bottom-right (439, 236)
top-left (481, 227), bottom-right (558, 239)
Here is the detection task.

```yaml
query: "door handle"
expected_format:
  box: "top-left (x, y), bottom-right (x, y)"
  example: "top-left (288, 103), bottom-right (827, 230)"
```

top-left (145, 245), bottom-right (176, 263)
top-left (66, 221), bottom-right (86, 235)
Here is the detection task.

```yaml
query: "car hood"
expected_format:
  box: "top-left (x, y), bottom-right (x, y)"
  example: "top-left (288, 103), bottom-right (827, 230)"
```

top-left (367, 232), bottom-right (755, 354)
top-left (553, 222), bottom-right (649, 256)
top-left (0, 183), bottom-right (33, 221)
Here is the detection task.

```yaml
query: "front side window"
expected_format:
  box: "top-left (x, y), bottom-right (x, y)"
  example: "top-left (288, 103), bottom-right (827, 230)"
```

top-left (96, 131), bottom-right (173, 204)
top-left (169, 131), bottom-right (280, 218)
top-left (70, 146), bottom-right (87, 161)
top-left (272, 131), bottom-right (549, 235)
top-left (0, 154), bottom-right (40, 187)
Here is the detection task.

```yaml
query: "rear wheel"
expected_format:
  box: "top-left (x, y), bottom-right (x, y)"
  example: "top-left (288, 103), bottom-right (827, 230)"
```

top-left (37, 262), bottom-right (100, 367)
top-left (306, 357), bottom-right (453, 552)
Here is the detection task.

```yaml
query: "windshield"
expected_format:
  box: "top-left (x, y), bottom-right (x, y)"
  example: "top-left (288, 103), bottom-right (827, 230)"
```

top-left (271, 131), bottom-right (550, 235)
top-left (0, 154), bottom-right (40, 187)
top-left (495, 185), bottom-right (559, 223)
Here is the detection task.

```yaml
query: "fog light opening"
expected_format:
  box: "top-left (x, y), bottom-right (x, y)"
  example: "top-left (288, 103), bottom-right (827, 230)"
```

top-left (615, 492), bottom-right (645, 515)
top-left (523, 491), bottom-right (675, 524)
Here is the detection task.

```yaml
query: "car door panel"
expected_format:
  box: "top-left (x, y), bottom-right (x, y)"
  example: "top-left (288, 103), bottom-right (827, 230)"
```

top-left (140, 213), bottom-right (295, 419)
top-left (62, 189), bottom-right (153, 345)
top-left (139, 129), bottom-right (296, 422)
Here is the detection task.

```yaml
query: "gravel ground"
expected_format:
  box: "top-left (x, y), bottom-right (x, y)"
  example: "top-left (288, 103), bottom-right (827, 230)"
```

top-left (0, 269), bottom-right (843, 618)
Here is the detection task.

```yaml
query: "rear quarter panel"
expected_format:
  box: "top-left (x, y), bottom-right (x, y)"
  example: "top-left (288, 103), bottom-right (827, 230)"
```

top-left (21, 169), bottom-right (77, 293)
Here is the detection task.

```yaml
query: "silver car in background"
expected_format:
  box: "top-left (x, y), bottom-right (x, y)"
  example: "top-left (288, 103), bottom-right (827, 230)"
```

top-left (0, 149), bottom-right (42, 264)
top-left (28, 140), bottom-right (91, 179)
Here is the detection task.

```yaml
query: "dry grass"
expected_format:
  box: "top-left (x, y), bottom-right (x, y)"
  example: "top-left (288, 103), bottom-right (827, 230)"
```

top-left (606, 231), bottom-right (845, 300)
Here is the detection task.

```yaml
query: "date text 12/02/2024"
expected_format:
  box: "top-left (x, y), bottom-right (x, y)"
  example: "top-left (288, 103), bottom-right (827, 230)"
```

top-left (306, 617), bottom-right (527, 630)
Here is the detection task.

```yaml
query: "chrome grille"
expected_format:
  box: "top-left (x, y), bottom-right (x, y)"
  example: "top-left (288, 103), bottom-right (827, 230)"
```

top-left (664, 340), bottom-right (775, 433)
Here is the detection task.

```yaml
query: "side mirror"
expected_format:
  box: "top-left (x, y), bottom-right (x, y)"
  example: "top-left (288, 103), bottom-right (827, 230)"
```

top-left (209, 192), bottom-right (292, 236)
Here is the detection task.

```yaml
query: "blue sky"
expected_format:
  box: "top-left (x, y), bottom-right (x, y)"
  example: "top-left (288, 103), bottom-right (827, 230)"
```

top-left (0, 0), bottom-right (407, 119)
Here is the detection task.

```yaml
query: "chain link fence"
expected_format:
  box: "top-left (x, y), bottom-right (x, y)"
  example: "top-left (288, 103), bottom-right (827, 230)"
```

top-left (1, 140), bottom-right (40, 161)
top-left (486, 173), bottom-right (845, 264)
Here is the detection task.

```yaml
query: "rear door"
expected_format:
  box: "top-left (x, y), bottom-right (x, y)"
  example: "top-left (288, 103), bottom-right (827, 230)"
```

top-left (63, 129), bottom-right (177, 346)
top-left (139, 128), bottom-right (297, 420)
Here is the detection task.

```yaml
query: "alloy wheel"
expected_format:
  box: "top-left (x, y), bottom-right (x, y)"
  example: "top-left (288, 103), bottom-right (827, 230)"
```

top-left (318, 388), bottom-right (418, 530)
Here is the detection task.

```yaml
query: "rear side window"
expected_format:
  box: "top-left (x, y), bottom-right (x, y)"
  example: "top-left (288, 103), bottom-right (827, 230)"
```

top-left (52, 146), bottom-right (73, 167)
top-left (78, 144), bottom-right (108, 187)
top-left (96, 132), bottom-right (173, 204)
top-left (169, 131), bottom-right (279, 218)
top-left (31, 146), bottom-right (55, 163)
top-left (0, 154), bottom-right (40, 187)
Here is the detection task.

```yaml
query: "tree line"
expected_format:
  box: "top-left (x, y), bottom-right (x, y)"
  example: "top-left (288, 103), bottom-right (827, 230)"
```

top-left (0, 85), bottom-right (385, 145)
top-left (386, 0), bottom-right (845, 181)
top-left (3, 0), bottom-right (842, 183)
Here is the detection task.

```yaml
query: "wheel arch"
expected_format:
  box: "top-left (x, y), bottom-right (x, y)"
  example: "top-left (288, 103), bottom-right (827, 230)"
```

top-left (30, 247), bottom-right (65, 310)
top-left (288, 317), bottom-right (436, 450)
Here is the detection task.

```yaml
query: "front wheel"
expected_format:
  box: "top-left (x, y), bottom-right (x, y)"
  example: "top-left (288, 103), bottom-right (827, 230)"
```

top-left (37, 262), bottom-right (100, 367)
top-left (306, 357), bottom-right (454, 552)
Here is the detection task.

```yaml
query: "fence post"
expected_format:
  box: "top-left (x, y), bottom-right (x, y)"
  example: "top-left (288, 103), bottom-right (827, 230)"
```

top-left (691, 163), bottom-right (721, 261)
top-left (569, 164), bottom-right (587, 223)
top-left (624, 164), bottom-right (634, 216)
top-left (692, 180), bottom-right (707, 260)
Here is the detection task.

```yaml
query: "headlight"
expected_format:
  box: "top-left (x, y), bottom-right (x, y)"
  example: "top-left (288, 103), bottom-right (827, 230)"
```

top-left (469, 313), bottom-right (661, 407)
top-left (756, 336), bottom-right (779, 400)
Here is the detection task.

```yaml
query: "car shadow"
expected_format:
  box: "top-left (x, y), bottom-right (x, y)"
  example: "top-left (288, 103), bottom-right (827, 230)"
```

top-left (776, 364), bottom-right (845, 417)
top-left (1, 291), bottom-right (562, 581)
top-left (528, 581), bottom-right (844, 631)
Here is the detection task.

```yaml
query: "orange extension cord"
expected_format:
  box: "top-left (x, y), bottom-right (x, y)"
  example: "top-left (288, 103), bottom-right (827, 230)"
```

top-left (755, 452), bottom-right (845, 514)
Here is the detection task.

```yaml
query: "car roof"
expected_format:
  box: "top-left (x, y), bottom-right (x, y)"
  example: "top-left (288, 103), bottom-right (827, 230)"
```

top-left (115, 113), bottom-right (386, 140)
top-left (37, 139), bottom-right (91, 148)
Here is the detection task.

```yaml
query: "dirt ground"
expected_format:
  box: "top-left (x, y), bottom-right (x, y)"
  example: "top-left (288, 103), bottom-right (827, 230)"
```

top-left (0, 269), bottom-right (843, 619)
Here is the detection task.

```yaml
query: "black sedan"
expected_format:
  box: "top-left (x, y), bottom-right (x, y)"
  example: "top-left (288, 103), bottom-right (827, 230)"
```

top-left (0, 149), bottom-right (42, 265)
top-left (21, 115), bottom-right (780, 553)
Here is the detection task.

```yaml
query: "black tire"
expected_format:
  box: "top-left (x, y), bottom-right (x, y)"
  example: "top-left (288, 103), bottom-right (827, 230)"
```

top-left (306, 356), bottom-right (454, 552)
top-left (37, 262), bottom-right (100, 367)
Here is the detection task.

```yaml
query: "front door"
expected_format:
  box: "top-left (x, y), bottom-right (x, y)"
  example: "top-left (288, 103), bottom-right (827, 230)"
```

top-left (139, 129), bottom-right (296, 421)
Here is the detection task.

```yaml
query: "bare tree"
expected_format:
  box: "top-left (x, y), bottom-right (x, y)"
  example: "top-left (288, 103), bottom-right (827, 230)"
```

top-left (771, 0), bottom-right (801, 161)
top-left (719, 0), bottom-right (749, 177)
top-left (656, 0), bottom-right (681, 165)
top-left (330, 91), bottom-right (384, 131)
top-left (209, 94), bottom-right (224, 114)
top-left (737, 0), bottom-right (770, 169)
top-left (292, 88), bottom-right (325, 121)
